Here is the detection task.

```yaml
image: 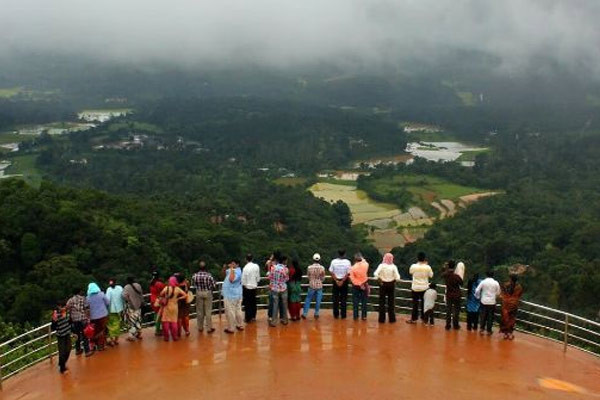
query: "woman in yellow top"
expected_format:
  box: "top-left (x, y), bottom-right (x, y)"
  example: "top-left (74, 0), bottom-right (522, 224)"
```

top-left (159, 276), bottom-right (187, 342)
top-left (349, 253), bottom-right (369, 321)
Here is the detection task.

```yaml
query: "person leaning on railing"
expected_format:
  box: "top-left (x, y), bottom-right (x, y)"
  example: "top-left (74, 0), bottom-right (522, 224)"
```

top-left (373, 253), bottom-right (401, 323)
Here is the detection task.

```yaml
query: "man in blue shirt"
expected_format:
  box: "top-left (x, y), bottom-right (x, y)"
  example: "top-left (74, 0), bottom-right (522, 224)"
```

top-left (222, 259), bottom-right (244, 334)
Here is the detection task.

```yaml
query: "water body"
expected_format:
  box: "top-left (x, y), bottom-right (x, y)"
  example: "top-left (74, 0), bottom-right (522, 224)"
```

top-left (406, 141), bottom-right (488, 164)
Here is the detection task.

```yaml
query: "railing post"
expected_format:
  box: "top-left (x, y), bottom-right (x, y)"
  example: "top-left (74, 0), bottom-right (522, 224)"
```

top-left (218, 286), bottom-right (223, 321)
top-left (48, 325), bottom-right (53, 363)
top-left (0, 347), bottom-right (4, 390)
top-left (563, 314), bottom-right (569, 353)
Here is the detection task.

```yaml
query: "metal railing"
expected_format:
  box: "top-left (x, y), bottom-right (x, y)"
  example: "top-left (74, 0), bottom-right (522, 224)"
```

top-left (1, 276), bottom-right (599, 388)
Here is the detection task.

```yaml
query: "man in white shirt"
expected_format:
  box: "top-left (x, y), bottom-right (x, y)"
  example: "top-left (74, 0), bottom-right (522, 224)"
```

top-left (329, 249), bottom-right (351, 319)
top-left (475, 270), bottom-right (501, 335)
top-left (242, 254), bottom-right (261, 323)
top-left (407, 252), bottom-right (434, 324)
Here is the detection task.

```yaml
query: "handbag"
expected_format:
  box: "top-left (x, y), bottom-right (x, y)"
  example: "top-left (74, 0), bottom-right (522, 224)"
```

top-left (83, 323), bottom-right (95, 339)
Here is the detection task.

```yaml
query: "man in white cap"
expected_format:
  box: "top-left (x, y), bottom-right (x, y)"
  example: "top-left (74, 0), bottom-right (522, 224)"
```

top-left (301, 253), bottom-right (326, 320)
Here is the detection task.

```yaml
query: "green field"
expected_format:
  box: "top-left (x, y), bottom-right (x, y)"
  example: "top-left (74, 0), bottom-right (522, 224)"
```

top-left (362, 173), bottom-right (486, 206)
top-left (273, 177), bottom-right (309, 186)
top-left (107, 121), bottom-right (161, 133)
top-left (456, 148), bottom-right (490, 162)
top-left (6, 155), bottom-right (42, 188)
top-left (404, 130), bottom-right (457, 142)
top-left (0, 87), bottom-right (23, 98)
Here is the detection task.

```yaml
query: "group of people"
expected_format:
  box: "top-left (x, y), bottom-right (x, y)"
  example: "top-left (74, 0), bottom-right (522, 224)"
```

top-left (51, 277), bottom-right (145, 373)
top-left (51, 250), bottom-right (524, 374)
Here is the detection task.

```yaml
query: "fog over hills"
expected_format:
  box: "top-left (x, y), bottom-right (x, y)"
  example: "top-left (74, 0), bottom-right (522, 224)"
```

top-left (1, 0), bottom-right (599, 77)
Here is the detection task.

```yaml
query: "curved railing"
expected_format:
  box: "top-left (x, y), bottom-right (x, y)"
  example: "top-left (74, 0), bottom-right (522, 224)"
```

top-left (1, 276), bottom-right (599, 387)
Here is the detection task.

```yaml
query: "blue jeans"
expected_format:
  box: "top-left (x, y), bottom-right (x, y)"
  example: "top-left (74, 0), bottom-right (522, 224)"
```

top-left (352, 286), bottom-right (368, 319)
top-left (268, 291), bottom-right (286, 319)
top-left (303, 288), bottom-right (323, 316)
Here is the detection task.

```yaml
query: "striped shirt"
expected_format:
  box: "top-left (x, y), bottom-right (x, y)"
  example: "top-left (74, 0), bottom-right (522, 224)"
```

top-left (192, 270), bottom-right (216, 292)
top-left (52, 311), bottom-right (72, 337)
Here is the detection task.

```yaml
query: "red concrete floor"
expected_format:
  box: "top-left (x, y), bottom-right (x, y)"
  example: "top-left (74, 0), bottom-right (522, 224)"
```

top-left (1, 313), bottom-right (599, 400)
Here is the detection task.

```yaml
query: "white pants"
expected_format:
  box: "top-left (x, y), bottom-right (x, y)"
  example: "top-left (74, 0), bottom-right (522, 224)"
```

top-left (224, 298), bottom-right (244, 331)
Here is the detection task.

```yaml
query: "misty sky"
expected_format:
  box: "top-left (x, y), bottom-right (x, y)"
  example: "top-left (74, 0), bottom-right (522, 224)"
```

top-left (1, 0), bottom-right (599, 74)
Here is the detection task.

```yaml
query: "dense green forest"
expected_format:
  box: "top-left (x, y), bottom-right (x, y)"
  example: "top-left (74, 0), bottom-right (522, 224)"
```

top-left (386, 131), bottom-right (600, 317)
top-left (0, 177), bottom-right (375, 326)
top-left (2, 60), bottom-right (600, 329)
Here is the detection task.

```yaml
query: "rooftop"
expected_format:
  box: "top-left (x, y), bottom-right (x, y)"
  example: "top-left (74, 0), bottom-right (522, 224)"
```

top-left (1, 313), bottom-right (599, 400)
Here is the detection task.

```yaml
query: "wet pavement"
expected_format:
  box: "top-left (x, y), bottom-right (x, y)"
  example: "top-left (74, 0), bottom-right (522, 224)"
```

top-left (1, 313), bottom-right (599, 399)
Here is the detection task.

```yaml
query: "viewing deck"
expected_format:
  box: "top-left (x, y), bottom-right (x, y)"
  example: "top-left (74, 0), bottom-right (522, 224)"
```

top-left (1, 313), bottom-right (599, 400)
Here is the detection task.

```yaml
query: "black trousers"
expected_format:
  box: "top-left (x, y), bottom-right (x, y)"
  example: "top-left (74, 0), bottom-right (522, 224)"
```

top-left (467, 311), bottom-right (479, 330)
top-left (332, 280), bottom-right (349, 318)
top-left (411, 290), bottom-right (425, 321)
top-left (480, 304), bottom-right (496, 333)
top-left (71, 320), bottom-right (90, 354)
top-left (57, 335), bottom-right (72, 373)
top-left (424, 309), bottom-right (434, 324)
top-left (378, 281), bottom-right (396, 323)
top-left (243, 287), bottom-right (257, 322)
top-left (446, 297), bottom-right (461, 328)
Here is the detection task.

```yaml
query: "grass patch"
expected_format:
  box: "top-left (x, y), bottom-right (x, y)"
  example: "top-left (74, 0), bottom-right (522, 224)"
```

top-left (456, 148), bottom-right (490, 162)
top-left (273, 177), bottom-right (309, 186)
top-left (360, 173), bottom-right (487, 210)
top-left (456, 91), bottom-right (476, 107)
top-left (0, 87), bottom-right (23, 98)
top-left (107, 121), bottom-right (162, 133)
top-left (405, 131), bottom-right (457, 142)
top-left (0, 133), bottom-right (36, 145)
top-left (317, 177), bottom-right (358, 186)
top-left (5, 154), bottom-right (42, 188)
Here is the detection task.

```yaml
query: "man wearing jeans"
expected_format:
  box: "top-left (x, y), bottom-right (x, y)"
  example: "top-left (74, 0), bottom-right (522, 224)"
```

top-left (242, 254), bottom-right (261, 323)
top-left (192, 260), bottom-right (216, 333)
top-left (475, 270), bottom-right (501, 335)
top-left (302, 253), bottom-right (326, 319)
top-left (407, 252), bottom-right (433, 324)
top-left (329, 249), bottom-right (351, 319)
top-left (269, 253), bottom-right (289, 327)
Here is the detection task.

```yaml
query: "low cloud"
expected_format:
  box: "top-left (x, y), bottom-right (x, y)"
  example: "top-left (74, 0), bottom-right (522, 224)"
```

top-left (1, 0), bottom-right (599, 75)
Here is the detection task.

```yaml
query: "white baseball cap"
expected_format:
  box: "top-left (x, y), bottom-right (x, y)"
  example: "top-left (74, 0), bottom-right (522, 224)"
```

top-left (313, 253), bottom-right (321, 261)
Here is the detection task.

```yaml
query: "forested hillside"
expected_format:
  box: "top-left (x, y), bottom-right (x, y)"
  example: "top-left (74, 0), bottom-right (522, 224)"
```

top-left (391, 131), bottom-right (600, 317)
top-left (0, 177), bottom-right (374, 326)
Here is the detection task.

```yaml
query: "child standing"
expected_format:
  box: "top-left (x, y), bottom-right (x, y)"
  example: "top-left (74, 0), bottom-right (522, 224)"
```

top-left (51, 300), bottom-right (72, 374)
top-left (466, 273), bottom-right (483, 331)
top-left (287, 260), bottom-right (303, 321)
top-left (423, 283), bottom-right (437, 326)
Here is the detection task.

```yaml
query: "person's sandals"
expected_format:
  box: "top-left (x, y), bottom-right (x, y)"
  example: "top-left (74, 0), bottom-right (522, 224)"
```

top-left (224, 329), bottom-right (235, 334)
